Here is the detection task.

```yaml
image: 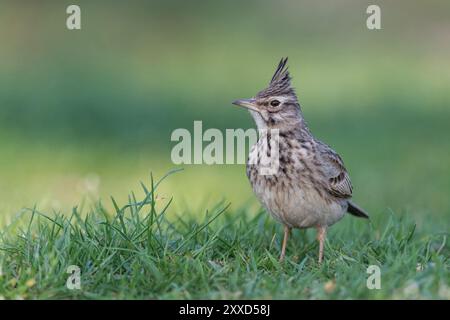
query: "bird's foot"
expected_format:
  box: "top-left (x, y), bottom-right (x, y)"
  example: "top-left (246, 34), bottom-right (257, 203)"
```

top-left (279, 225), bottom-right (291, 263)
top-left (317, 226), bottom-right (327, 264)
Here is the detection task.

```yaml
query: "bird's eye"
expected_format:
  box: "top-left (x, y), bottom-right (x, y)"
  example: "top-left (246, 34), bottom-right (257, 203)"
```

top-left (270, 100), bottom-right (280, 107)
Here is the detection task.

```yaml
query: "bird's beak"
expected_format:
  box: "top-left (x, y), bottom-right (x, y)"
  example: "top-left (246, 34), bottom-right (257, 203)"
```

top-left (232, 98), bottom-right (259, 113)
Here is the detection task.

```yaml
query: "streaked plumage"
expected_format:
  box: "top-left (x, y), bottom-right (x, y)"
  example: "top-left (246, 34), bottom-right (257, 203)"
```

top-left (233, 57), bottom-right (368, 263)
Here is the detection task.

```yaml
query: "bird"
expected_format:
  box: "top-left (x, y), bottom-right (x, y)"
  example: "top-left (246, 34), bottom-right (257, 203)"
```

top-left (232, 57), bottom-right (369, 263)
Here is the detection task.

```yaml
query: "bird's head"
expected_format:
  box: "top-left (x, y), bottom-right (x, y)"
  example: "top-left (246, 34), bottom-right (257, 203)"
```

top-left (232, 57), bottom-right (303, 130)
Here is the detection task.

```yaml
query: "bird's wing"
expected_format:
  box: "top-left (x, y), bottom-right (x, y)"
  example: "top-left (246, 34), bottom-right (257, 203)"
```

top-left (316, 143), bottom-right (353, 199)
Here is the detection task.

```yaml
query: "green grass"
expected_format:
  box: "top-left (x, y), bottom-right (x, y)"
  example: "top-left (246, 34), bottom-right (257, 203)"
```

top-left (0, 171), bottom-right (448, 299)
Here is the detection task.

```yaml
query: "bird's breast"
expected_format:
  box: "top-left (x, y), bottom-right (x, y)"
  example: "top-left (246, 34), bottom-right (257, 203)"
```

top-left (246, 136), bottom-right (346, 228)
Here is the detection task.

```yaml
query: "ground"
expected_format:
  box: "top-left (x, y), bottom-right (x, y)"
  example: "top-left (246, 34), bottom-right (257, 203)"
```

top-left (0, 171), bottom-right (448, 299)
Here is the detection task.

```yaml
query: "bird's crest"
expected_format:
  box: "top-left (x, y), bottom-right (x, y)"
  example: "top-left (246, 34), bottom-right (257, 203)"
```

top-left (257, 57), bottom-right (296, 98)
top-left (270, 57), bottom-right (290, 85)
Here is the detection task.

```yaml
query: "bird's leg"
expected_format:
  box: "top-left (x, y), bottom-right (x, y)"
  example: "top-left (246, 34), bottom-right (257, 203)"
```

top-left (317, 226), bottom-right (327, 264)
top-left (280, 225), bottom-right (291, 262)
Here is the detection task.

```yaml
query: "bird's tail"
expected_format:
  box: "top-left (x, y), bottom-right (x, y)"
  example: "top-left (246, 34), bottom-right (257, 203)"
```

top-left (347, 201), bottom-right (369, 219)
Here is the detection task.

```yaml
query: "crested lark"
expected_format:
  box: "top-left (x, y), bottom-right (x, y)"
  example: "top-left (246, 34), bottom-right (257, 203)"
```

top-left (233, 57), bottom-right (369, 263)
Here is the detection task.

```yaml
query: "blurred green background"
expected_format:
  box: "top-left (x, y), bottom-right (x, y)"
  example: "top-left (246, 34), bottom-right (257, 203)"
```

top-left (0, 0), bottom-right (449, 230)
